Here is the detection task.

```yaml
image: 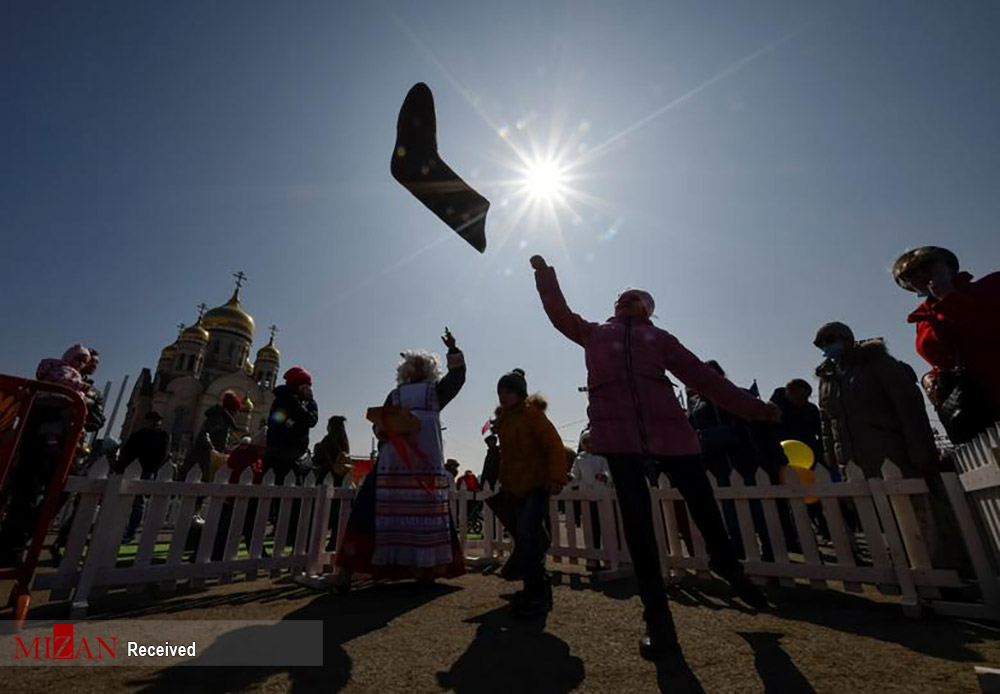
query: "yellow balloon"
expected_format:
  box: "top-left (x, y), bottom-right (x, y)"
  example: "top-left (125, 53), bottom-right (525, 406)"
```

top-left (779, 464), bottom-right (820, 505)
top-left (781, 439), bottom-right (815, 470)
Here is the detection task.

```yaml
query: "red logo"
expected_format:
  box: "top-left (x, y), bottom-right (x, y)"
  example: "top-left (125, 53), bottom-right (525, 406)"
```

top-left (14, 624), bottom-right (116, 660)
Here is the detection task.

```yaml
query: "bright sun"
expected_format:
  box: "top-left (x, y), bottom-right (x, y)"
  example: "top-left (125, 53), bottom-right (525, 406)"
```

top-left (522, 159), bottom-right (566, 201)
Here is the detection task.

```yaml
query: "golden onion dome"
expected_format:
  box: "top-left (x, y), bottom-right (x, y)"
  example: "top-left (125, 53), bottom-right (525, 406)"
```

top-left (243, 394), bottom-right (255, 412)
top-left (256, 336), bottom-right (280, 363)
top-left (179, 320), bottom-right (210, 345)
top-left (202, 289), bottom-right (255, 339)
top-left (159, 342), bottom-right (178, 359)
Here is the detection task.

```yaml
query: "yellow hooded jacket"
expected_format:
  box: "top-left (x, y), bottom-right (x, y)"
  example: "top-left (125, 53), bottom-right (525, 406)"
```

top-left (495, 396), bottom-right (568, 496)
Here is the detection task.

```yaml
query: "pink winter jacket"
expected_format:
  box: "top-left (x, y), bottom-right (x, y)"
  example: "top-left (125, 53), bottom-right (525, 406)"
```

top-left (535, 266), bottom-right (773, 457)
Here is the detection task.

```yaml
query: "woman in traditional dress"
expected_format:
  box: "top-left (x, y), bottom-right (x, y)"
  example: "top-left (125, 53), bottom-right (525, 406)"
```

top-left (334, 328), bottom-right (467, 588)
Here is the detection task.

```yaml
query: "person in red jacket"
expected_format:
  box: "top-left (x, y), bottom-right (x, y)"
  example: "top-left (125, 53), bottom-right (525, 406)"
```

top-left (893, 246), bottom-right (1000, 441)
top-left (530, 254), bottom-right (779, 660)
top-left (457, 470), bottom-right (480, 492)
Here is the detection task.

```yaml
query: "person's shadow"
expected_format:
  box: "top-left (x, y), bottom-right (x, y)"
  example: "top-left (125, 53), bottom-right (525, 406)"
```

top-left (738, 632), bottom-right (816, 693)
top-left (127, 581), bottom-right (460, 694)
top-left (436, 606), bottom-right (585, 694)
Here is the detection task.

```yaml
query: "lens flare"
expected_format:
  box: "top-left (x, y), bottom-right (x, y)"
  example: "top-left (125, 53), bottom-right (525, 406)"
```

top-left (521, 159), bottom-right (567, 202)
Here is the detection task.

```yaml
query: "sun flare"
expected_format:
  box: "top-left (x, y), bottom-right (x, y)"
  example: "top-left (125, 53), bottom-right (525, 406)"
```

top-left (521, 159), bottom-right (567, 202)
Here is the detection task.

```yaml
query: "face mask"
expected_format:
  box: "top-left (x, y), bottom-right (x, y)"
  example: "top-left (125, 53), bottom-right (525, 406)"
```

top-left (821, 341), bottom-right (844, 359)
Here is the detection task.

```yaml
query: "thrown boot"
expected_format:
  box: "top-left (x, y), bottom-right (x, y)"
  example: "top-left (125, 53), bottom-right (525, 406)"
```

top-left (391, 82), bottom-right (490, 253)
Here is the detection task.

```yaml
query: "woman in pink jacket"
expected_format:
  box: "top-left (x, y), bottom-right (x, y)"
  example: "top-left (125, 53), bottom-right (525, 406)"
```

top-left (530, 255), bottom-right (779, 660)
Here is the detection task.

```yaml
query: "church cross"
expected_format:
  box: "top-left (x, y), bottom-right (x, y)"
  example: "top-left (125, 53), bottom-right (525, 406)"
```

top-left (233, 271), bottom-right (247, 290)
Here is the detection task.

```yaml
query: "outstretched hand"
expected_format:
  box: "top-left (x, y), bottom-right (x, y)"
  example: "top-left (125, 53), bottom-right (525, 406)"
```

top-left (442, 327), bottom-right (457, 350)
top-left (529, 255), bottom-right (548, 271)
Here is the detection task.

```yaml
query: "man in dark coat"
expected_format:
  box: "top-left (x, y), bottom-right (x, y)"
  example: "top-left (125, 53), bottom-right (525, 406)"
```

top-left (118, 411), bottom-right (172, 542)
top-left (814, 322), bottom-right (938, 480)
top-left (116, 411), bottom-right (171, 477)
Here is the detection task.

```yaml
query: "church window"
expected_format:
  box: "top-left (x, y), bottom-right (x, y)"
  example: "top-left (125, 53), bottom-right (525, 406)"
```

top-left (187, 354), bottom-right (197, 371)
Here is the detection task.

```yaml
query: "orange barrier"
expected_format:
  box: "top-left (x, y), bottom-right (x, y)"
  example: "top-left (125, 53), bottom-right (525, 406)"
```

top-left (0, 375), bottom-right (86, 628)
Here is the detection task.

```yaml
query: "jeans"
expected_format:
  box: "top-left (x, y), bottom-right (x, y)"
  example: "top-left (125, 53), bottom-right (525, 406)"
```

top-left (508, 487), bottom-right (552, 598)
top-left (606, 454), bottom-right (742, 626)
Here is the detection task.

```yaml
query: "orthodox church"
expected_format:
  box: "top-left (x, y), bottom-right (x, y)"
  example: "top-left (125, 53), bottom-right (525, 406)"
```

top-left (120, 274), bottom-right (281, 459)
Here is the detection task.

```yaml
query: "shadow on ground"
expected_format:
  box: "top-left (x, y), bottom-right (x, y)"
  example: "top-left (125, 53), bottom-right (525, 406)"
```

top-left (552, 569), bottom-right (994, 663)
top-left (738, 631), bottom-right (816, 694)
top-left (121, 581), bottom-right (460, 694)
top-left (436, 605), bottom-right (585, 694)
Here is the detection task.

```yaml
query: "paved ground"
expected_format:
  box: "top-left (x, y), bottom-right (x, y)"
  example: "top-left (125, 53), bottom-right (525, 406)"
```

top-left (4, 567), bottom-right (1000, 694)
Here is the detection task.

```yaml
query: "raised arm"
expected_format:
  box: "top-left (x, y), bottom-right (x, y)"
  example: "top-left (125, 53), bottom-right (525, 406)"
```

top-left (436, 327), bottom-right (467, 409)
top-left (530, 256), bottom-right (597, 347)
top-left (660, 331), bottom-right (778, 423)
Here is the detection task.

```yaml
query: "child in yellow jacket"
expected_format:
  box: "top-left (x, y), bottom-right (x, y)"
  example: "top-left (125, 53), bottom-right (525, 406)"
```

top-left (494, 369), bottom-right (567, 619)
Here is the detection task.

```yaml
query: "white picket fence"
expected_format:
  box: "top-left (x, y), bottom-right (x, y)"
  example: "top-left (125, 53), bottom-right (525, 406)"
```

top-left (949, 423), bottom-right (1000, 611)
top-left (36, 437), bottom-right (1000, 619)
top-left (37, 459), bottom-right (353, 617)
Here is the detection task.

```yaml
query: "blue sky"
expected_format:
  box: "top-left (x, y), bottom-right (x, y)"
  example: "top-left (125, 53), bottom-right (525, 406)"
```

top-left (3, 1), bottom-right (998, 472)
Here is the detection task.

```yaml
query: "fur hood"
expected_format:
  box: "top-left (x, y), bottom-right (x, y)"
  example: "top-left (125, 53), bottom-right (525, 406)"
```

top-left (816, 338), bottom-right (888, 378)
top-left (494, 393), bottom-right (548, 420)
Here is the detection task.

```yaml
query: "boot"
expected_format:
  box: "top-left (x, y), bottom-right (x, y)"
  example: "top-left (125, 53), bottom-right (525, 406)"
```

top-left (391, 83), bottom-right (490, 253)
top-left (640, 617), bottom-right (681, 661)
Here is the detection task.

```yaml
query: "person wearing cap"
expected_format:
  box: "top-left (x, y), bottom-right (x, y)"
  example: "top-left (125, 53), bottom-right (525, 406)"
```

top-left (529, 255), bottom-right (777, 659)
top-left (493, 368), bottom-right (566, 619)
top-left (814, 320), bottom-right (972, 571)
top-left (262, 367), bottom-right (319, 542)
top-left (813, 321), bottom-right (939, 481)
top-left (264, 367), bottom-right (319, 485)
top-left (893, 246), bottom-right (1000, 443)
